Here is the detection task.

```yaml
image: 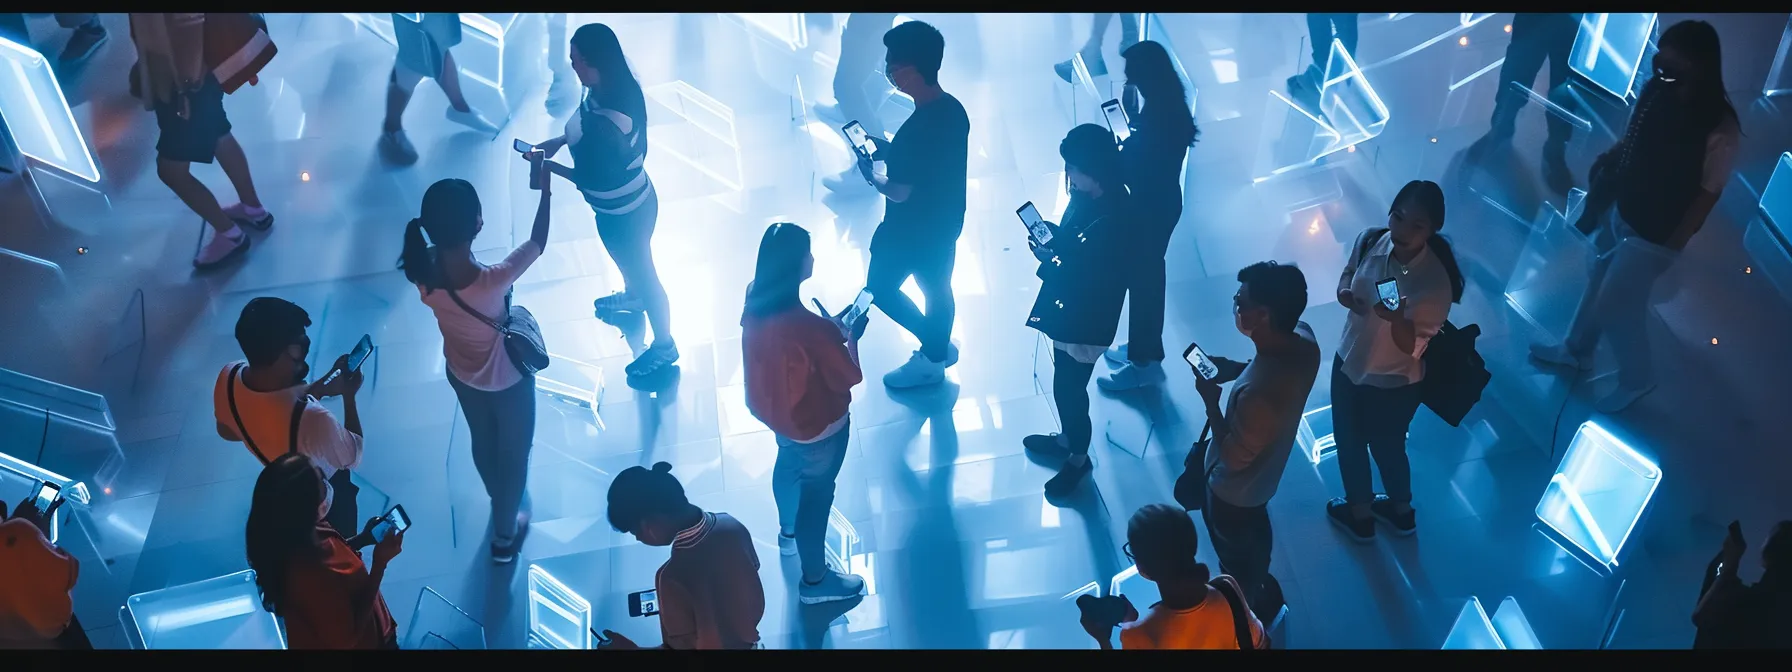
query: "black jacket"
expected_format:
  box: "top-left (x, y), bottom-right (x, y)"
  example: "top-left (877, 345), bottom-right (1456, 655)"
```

top-left (1026, 190), bottom-right (1131, 347)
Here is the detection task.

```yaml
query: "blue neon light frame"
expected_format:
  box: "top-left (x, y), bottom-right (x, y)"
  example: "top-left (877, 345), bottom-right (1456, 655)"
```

top-left (0, 36), bottom-right (101, 183)
top-left (1535, 421), bottom-right (1661, 572)
top-left (1758, 152), bottom-right (1792, 245)
top-left (1569, 14), bottom-right (1658, 101)
top-left (526, 564), bottom-right (593, 650)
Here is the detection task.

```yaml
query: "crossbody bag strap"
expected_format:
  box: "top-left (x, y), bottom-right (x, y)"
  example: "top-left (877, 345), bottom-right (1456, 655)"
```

top-left (443, 286), bottom-right (508, 335)
top-left (1354, 227), bottom-right (1389, 270)
top-left (1211, 577), bottom-right (1257, 650)
top-left (1199, 420), bottom-right (1221, 479)
top-left (288, 396), bottom-right (308, 460)
top-left (227, 364), bottom-right (272, 466)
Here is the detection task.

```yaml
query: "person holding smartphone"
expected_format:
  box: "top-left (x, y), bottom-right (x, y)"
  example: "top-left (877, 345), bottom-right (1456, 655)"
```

top-left (0, 497), bottom-right (86, 649)
top-left (740, 223), bottom-right (868, 605)
top-left (1078, 504), bottom-right (1267, 649)
top-left (213, 297), bottom-right (367, 536)
top-left (1694, 520), bottom-right (1792, 649)
top-left (532, 23), bottom-right (679, 379)
top-left (1193, 262), bottom-right (1320, 622)
top-left (1099, 41), bottom-right (1198, 392)
top-left (601, 463), bottom-right (765, 650)
top-left (1021, 124), bottom-right (1132, 498)
top-left (835, 20), bottom-right (971, 389)
top-left (1328, 181), bottom-right (1462, 542)
top-left (401, 174), bottom-right (552, 564)
top-left (245, 454), bottom-right (404, 649)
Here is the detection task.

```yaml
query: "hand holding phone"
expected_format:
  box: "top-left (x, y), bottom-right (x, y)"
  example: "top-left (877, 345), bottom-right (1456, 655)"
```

top-left (372, 504), bottom-right (411, 543)
top-left (1183, 342), bottom-right (1220, 381)
top-left (1100, 99), bottom-right (1131, 143)
top-left (1017, 202), bottom-right (1053, 246)
top-left (1722, 520), bottom-right (1747, 565)
top-left (34, 481), bottom-right (61, 512)
top-left (1375, 278), bottom-right (1401, 312)
top-left (843, 121), bottom-right (875, 161)
top-left (513, 138), bottom-right (535, 155)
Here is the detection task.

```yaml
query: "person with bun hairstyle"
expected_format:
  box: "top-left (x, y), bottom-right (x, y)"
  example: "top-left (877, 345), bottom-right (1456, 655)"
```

top-left (1077, 504), bottom-right (1268, 649)
top-left (600, 463), bottom-right (765, 650)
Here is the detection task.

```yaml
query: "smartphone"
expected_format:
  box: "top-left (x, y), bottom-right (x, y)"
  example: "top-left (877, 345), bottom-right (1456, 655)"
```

top-left (1016, 201), bottom-right (1052, 246)
top-left (34, 481), bottom-right (61, 511)
top-left (346, 335), bottom-right (373, 374)
top-left (1183, 342), bottom-right (1219, 381)
top-left (842, 121), bottom-right (874, 160)
top-left (513, 138), bottom-right (534, 155)
top-left (628, 589), bottom-right (659, 617)
top-left (1100, 99), bottom-right (1131, 142)
top-left (1076, 594), bottom-right (1128, 626)
top-left (843, 290), bottom-right (874, 326)
top-left (372, 504), bottom-right (411, 543)
top-left (1376, 278), bottom-right (1401, 311)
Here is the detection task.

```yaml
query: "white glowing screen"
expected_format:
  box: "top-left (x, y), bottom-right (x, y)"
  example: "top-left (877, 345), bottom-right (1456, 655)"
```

top-left (1535, 421), bottom-right (1660, 570)
top-left (0, 36), bottom-right (100, 182)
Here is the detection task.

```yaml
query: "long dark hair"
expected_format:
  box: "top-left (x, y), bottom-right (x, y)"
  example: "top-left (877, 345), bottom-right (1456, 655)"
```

top-left (1656, 20), bottom-right (1738, 133)
top-left (244, 454), bottom-right (328, 616)
top-left (572, 23), bottom-right (648, 127)
top-left (744, 223), bottom-right (811, 317)
top-left (397, 179), bottom-right (482, 290)
top-left (1121, 41), bottom-right (1198, 147)
top-left (1391, 180), bottom-right (1464, 303)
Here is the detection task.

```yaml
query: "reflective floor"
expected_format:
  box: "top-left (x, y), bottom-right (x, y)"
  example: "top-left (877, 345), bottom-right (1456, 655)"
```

top-left (3, 12), bottom-right (1792, 649)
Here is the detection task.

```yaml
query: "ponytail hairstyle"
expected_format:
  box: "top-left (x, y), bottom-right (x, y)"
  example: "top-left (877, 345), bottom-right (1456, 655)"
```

top-left (743, 223), bottom-right (812, 317)
top-left (397, 178), bottom-right (483, 290)
top-left (1391, 179), bottom-right (1463, 304)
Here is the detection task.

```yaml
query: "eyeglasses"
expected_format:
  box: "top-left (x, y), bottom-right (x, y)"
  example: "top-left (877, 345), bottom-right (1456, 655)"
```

top-left (1122, 542), bottom-right (1134, 562)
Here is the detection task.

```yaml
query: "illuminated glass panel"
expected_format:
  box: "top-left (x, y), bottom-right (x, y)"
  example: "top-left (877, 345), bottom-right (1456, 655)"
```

top-left (1569, 14), bottom-right (1658, 100)
top-left (1759, 152), bottom-right (1792, 234)
top-left (0, 365), bottom-right (115, 433)
top-left (1108, 565), bottom-right (1162, 613)
top-left (1460, 13), bottom-right (1495, 27)
top-left (1298, 405), bottom-right (1336, 464)
top-left (527, 564), bottom-right (593, 650)
top-left (1489, 597), bottom-right (1543, 650)
top-left (826, 507), bottom-right (860, 575)
top-left (403, 587), bottom-right (486, 650)
top-left (1251, 39), bottom-right (1386, 182)
top-left (1316, 39), bottom-right (1389, 155)
top-left (1441, 597), bottom-right (1502, 649)
top-left (727, 13), bottom-right (808, 50)
top-left (1503, 190), bottom-right (1597, 345)
top-left (1059, 581), bottom-right (1101, 602)
top-left (645, 81), bottom-right (744, 194)
top-left (1765, 17), bottom-right (1792, 97)
top-left (536, 353), bottom-right (603, 424)
top-left (1536, 421), bottom-right (1661, 571)
top-left (119, 570), bottom-right (286, 649)
top-left (0, 36), bottom-right (100, 183)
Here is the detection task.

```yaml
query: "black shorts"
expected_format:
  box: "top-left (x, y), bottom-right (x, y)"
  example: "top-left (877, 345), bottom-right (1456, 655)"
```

top-left (153, 77), bottom-right (232, 164)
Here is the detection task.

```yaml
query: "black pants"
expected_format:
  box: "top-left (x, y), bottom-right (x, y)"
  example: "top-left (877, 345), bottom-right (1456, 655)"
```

top-left (1330, 356), bottom-right (1422, 506)
top-left (1121, 201), bottom-right (1181, 364)
top-left (833, 13), bottom-right (898, 138)
top-left (866, 241), bottom-right (957, 363)
top-left (1489, 13), bottom-right (1579, 146)
top-left (1203, 489), bottom-right (1279, 618)
top-left (1052, 347), bottom-right (1097, 456)
top-left (1306, 13), bottom-right (1359, 74)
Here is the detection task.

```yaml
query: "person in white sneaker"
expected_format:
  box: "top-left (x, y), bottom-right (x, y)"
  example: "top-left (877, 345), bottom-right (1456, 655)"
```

top-left (1098, 41), bottom-right (1197, 392)
top-left (535, 23), bottom-right (679, 379)
top-left (601, 463), bottom-right (766, 650)
top-left (815, 13), bottom-right (898, 192)
top-left (1021, 125), bottom-right (1132, 498)
top-left (129, 13), bottom-right (273, 269)
top-left (1051, 13), bottom-right (1140, 84)
top-left (851, 20), bottom-right (970, 389)
top-left (1528, 20), bottom-right (1740, 414)
top-left (380, 13), bottom-right (500, 165)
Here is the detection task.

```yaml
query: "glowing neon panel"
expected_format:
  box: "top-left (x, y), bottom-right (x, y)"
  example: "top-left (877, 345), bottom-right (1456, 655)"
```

top-left (825, 507), bottom-right (860, 575)
top-left (1298, 405), bottom-right (1336, 463)
top-left (728, 13), bottom-right (808, 50)
top-left (1441, 597), bottom-right (1502, 649)
top-left (1490, 597), bottom-right (1542, 649)
top-left (1252, 39), bottom-right (1387, 181)
top-left (527, 564), bottom-right (592, 650)
top-left (119, 570), bottom-right (286, 649)
top-left (0, 37), bottom-right (100, 183)
top-left (1503, 190), bottom-right (1597, 345)
top-left (1765, 17), bottom-right (1792, 98)
top-left (1759, 152), bottom-right (1792, 234)
top-left (1109, 564), bottom-right (1162, 613)
top-left (1535, 421), bottom-right (1660, 571)
top-left (1569, 14), bottom-right (1658, 100)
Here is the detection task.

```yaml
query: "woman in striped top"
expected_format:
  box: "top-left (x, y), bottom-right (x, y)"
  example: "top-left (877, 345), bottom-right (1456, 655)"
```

top-left (536, 23), bottom-right (679, 377)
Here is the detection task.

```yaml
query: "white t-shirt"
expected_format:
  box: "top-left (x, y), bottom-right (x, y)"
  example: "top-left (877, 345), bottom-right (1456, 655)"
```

top-left (211, 362), bottom-right (363, 476)
top-left (418, 241), bottom-right (544, 392)
top-left (1336, 229), bottom-right (1454, 389)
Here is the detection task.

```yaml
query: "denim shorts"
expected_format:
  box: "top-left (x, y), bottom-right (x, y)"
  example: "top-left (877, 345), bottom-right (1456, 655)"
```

top-left (153, 77), bottom-right (231, 164)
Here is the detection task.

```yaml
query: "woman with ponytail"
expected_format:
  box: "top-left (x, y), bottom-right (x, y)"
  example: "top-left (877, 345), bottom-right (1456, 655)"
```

top-left (399, 170), bottom-right (553, 563)
top-left (1326, 180), bottom-right (1461, 543)
top-left (1078, 504), bottom-right (1268, 649)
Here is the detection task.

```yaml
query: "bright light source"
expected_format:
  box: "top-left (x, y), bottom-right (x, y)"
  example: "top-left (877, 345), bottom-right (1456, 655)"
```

top-left (1505, 24), bottom-right (1514, 33)
top-left (1459, 36), bottom-right (1470, 46)
top-left (1535, 421), bottom-right (1660, 572)
top-left (300, 171), bottom-right (310, 182)
top-left (1711, 337), bottom-right (1719, 345)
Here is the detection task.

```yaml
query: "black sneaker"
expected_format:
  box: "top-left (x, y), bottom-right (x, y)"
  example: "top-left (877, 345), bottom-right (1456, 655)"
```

top-left (1325, 498), bottom-right (1374, 543)
top-left (1043, 456), bottom-right (1093, 498)
top-left (491, 513), bottom-right (532, 564)
top-left (1369, 495), bottom-right (1417, 536)
top-left (1023, 434), bottom-right (1070, 460)
top-left (1542, 143), bottom-right (1574, 195)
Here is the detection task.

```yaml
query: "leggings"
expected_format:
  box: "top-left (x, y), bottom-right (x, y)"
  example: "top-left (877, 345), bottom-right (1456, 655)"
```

top-left (448, 372), bottom-right (535, 542)
top-left (594, 189), bottom-right (673, 343)
top-left (1052, 347), bottom-right (1098, 456)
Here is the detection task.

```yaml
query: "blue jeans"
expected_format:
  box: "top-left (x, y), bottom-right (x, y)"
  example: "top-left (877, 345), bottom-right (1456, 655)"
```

top-left (773, 416), bottom-right (851, 581)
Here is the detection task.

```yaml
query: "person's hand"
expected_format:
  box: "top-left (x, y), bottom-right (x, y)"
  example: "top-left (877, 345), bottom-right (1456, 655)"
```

top-left (1210, 356), bottom-right (1248, 385)
top-left (1029, 238), bottom-right (1054, 263)
top-left (533, 153), bottom-right (553, 196)
top-left (855, 152), bottom-right (877, 185)
top-left (1371, 296), bottom-right (1407, 324)
top-left (867, 135), bottom-right (891, 158)
top-left (538, 137), bottom-right (567, 159)
top-left (371, 527), bottom-right (404, 569)
top-left (10, 498), bottom-right (50, 537)
top-left (1076, 594), bottom-right (1137, 645)
top-left (1722, 524), bottom-right (1747, 569)
top-left (597, 629), bottom-right (639, 650)
top-left (1195, 373), bottom-right (1223, 408)
top-left (1338, 288), bottom-right (1369, 315)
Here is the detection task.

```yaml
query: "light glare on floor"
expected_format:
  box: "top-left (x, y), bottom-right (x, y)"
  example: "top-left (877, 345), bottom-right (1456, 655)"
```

top-left (1505, 24), bottom-right (1513, 33)
top-left (1459, 36), bottom-right (1470, 46)
top-left (300, 171), bottom-right (310, 182)
top-left (1711, 337), bottom-right (1719, 345)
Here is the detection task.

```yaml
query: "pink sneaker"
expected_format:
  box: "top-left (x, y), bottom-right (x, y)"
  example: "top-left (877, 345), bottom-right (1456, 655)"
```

top-left (223, 203), bottom-right (274, 231)
top-left (194, 225), bottom-right (248, 268)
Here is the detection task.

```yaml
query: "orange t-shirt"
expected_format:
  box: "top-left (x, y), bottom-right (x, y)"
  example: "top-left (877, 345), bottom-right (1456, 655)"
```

top-left (0, 518), bottom-right (78, 648)
top-left (1118, 576), bottom-right (1267, 650)
top-left (281, 529), bottom-right (397, 649)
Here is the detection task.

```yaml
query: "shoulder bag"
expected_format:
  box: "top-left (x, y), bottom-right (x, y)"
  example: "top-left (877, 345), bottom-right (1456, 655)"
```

top-left (1172, 421), bottom-right (1215, 512)
top-left (226, 364), bottom-right (360, 534)
top-left (1212, 576), bottom-right (1270, 650)
top-left (444, 286), bottom-right (550, 376)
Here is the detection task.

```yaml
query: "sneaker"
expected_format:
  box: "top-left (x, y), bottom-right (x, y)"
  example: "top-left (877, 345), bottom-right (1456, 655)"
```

top-left (811, 101), bottom-right (846, 126)
top-left (222, 203), bottom-right (274, 231)
top-left (778, 531), bottom-right (798, 557)
top-left (798, 570), bottom-right (866, 605)
top-left (1023, 433), bottom-right (1071, 461)
top-left (193, 225), bottom-right (248, 268)
top-left (593, 291), bottom-right (645, 316)
top-left (59, 23), bottom-right (108, 63)
top-left (1461, 132), bottom-right (1506, 168)
top-left (1053, 53), bottom-right (1106, 84)
top-left (625, 341), bottom-right (680, 378)
top-left (1529, 342), bottom-right (1591, 372)
top-left (1103, 343), bottom-right (1130, 366)
top-left (1325, 498), bottom-right (1374, 543)
top-left (379, 129), bottom-right (419, 166)
top-left (1044, 455), bottom-right (1093, 497)
top-left (1369, 495), bottom-right (1416, 536)
top-left (1595, 382), bottom-right (1656, 414)
top-left (883, 350), bottom-right (946, 389)
top-left (445, 105), bottom-right (502, 136)
top-left (1097, 360), bottom-right (1166, 391)
top-left (491, 512), bottom-right (532, 563)
top-left (1543, 143), bottom-right (1574, 195)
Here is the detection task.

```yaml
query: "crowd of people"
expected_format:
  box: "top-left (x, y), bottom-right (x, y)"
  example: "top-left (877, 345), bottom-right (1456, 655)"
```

top-left (0, 12), bottom-right (1785, 650)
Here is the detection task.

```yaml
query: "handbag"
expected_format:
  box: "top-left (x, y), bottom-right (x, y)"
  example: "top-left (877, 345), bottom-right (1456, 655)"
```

top-left (1172, 421), bottom-right (1215, 512)
top-left (204, 13), bottom-right (276, 94)
top-left (444, 287), bottom-right (550, 376)
top-left (226, 365), bottom-right (360, 535)
top-left (1420, 320), bottom-right (1490, 427)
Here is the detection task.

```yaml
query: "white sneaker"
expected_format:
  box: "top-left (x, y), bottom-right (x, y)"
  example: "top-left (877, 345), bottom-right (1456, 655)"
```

top-left (811, 101), bottom-right (845, 126)
top-left (1097, 360), bottom-right (1166, 391)
top-left (1529, 342), bottom-right (1591, 372)
top-left (798, 570), bottom-right (866, 605)
top-left (1595, 383), bottom-right (1656, 414)
top-left (193, 225), bottom-right (248, 268)
top-left (883, 350), bottom-right (946, 389)
top-left (1103, 343), bottom-right (1130, 365)
top-left (445, 106), bottom-right (502, 136)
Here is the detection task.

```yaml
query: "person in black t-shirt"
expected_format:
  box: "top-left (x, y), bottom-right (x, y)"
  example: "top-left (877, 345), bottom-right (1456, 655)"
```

top-left (1694, 521), bottom-right (1791, 649)
top-left (849, 20), bottom-right (971, 390)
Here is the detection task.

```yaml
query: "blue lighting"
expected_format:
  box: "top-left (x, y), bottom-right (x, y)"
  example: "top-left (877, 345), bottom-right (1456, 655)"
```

top-left (1535, 421), bottom-right (1661, 572)
top-left (0, 36), bottom-right (101, 183)
top-left (119, 570), bottom-right (286, 649)
top-left (726, 13), bottom-right (809, 51)
top-left (1108, 564), bottom-right (1162, 612)
top-left (526, 564), bottom-right (593, 650)
top-left (1758, 152), bottom-right (1792, 239)
top-left (1489, 597), bottom-right (1542, 649)
top-left (1299, 405), bottom-right (1336, 463)
top-left (1569, 14), bottom-right (1658, 100)
top-left (826, 507), bottom-right (861, 575)
top-left (1766, 17), bottom-right (1792, 98)
top-left (1252, 38), bottom-right (1388, 182)
top-left (1441, 597), bottom-right (1502, 649)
